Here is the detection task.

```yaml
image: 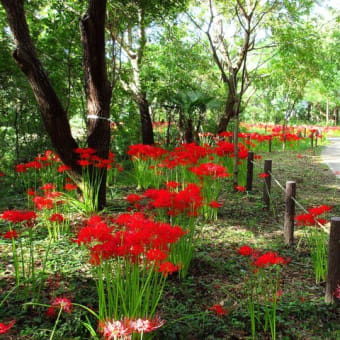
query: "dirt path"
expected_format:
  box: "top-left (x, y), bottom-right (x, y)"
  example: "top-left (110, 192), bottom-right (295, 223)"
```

top-left (321, 137), bottom-right (340, 178)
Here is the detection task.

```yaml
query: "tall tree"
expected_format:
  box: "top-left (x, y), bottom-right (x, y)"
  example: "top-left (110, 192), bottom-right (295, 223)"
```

top-left (106, 0), bottom-right (188, 145)
top-left (1, 0), bottom-right (112, 209)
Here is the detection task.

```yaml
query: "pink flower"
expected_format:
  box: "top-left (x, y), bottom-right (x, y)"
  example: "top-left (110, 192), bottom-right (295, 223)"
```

top-left (131, 317), bottom-right (165, 333)
top-left (100, 319), bottom-right (132, 340)
top-left (51, 297), bottom-right (72, 313)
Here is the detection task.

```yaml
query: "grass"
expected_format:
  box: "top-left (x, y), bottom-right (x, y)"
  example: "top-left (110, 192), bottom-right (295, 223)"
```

top-left (1, 143), bottom-right (340, 339)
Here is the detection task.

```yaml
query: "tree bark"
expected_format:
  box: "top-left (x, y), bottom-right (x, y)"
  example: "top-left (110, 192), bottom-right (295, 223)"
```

top-left (217, 92), bottom-right (237, 133)
top-left (334, 107), bottom-right (338, 126)
top-left (80, 0), bottom-right (112, 209)
top-left (0, 0), bottom-right (81, 173)
top-left (137, 94), bottom-right (154, 145)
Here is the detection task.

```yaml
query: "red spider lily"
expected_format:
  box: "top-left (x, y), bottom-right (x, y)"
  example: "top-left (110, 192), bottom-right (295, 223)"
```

top-left (78, 159), bottom-right (91, 167)
top-left (126, 194), bottom-right (143, 204)
top-left (158, 262), bottom-right (179, 277)
top-left (295, 213), bottom-right (316, 226)
top-left (49, 213), bottom-right (64, 223)
top-left (100, 318), bottom-right (133, 340)
top-left (27, 188), bottom-right (36, 196)
top-left (51, 297), bottom-right (72, 313)
top-left (64, 183), bottom-right (78, 191)
top-left (146, 249), bottom-right (167, 263)
top-left (46, 306), bottom-right (56, 318)
top-left (1, 210), bottom-right (36, 224)
top-left (2, 230), bottom-right (18, 239)
top-left (207, 304), bottom-right (228, 316)
top-left (115, 164), bottom-right (124, 172)
top-left (15, 164), bottom-right (27, 173)
top-left (189, 162), bottom-right (230, 179)
top-left (208, 200), bottom-right (222, 208)
top-left (308, 205), bottom-right (332, 216)
top-left (41, 183), bottom-right (56, 191)
top-left (235, 185), bottom-right (246, 192)
top-left (165, 181), bottom-right (179, 189)
top-left (74, 147), bottom-right (96, 154)
top-left (127, 144), bottom-right (167, 160)
top-left (0, 171), bottom-right (5, 177)
top-left (75, 213), bottom-right (186, 265)
top-left (334, 284), bottom-right (340, 299)
top-left (297, 154), bottom-right (303, 159)
top-left (130, 317), bottom-right (165, 333)
top-left (33, 196), bottom-right (54, 210)
top-left (252, 251), bottom-right (289, 268)
top-left (0, 320), bottom-right (15, 335)
top-left (237, 245), bottom-right (254, 256)
top-left (259, 172), bottom-right (270, 178)
top-left (57, 165), bottom-right (71, 173)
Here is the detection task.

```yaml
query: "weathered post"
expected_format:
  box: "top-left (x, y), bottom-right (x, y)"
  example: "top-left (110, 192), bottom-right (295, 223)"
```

top-left (263, 159), bottom-right (272, 209)
top-left (311, 132), bottom-right (314, 148)
top-left (325, 217), bottom-right (340, 303)
top-left (284, 181), bottom-right (296, 246)
top-left (246, 151), bottom-right (254, 191)
top-left (315, 131), bottom-right (318, 147)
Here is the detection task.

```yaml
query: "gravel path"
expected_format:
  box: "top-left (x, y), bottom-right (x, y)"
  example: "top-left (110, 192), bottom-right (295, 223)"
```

top-left (321, 137), bottom-right (340, 178)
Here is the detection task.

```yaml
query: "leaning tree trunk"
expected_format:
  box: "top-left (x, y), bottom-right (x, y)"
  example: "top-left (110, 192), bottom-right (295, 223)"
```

top-left (80, 0), bottom-right (112, 210)
top-left (137, 93), bottom-right (154, 145)
top-left (0, 0), bottom-right (81, 174)
top-left (184, 117), bottom-right (194, 144)
top-left (217, 92), bottom-right (237, 133)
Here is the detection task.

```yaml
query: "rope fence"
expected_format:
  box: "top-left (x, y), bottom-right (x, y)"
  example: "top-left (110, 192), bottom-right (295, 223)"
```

top-left (246, 153), bottom-right (340, 303)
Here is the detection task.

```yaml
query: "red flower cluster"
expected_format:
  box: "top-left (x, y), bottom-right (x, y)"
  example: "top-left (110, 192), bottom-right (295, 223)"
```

top-left (295, 205), bottom-right (332, 227)
top-left (1, 210), bottom-right (36, 224)
top-left (142, 183), bottom-right (203, 217)
top-left (2, 230), bottom-right (19, 239)
top-left (189, 162), bottom-right (229, 180)
top-left (75, 213), bottom-right (185, 268)
top-left (127, 144), bottom-right (167, 160)
top-left (237, 246), bottom-right (290, 268)
top-left (49, 213), bottom-right (64, 223)
top-left (75, 148), bottom-right (115, 169)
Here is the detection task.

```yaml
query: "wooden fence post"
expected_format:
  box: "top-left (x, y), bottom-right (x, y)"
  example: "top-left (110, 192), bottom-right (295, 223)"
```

top-left (263, 159), bottom-right (272, 209)
top-left (325, 217), bottom-right (340, 303)
top-left (315, 132), bottom-right (318, 147)
top-left (311, 132), bottom-right (314, 148)
top-left (246, 151), bottom-right (254, 191)
top-left (284, 181), bottom-right (296, 245)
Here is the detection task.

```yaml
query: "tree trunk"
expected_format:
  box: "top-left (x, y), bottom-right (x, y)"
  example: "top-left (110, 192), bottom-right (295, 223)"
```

top-left (217, 92), bottom-right (236, 133)
top-left (137, 93), bottom-right (154, 145)
top-left (185, 117), bottom-right (194, 144)
top-left (0, 0), bottom-right (81, 174)
top-left (307, 102), bottom-right (312, 121)
top-left (80, 0), bottom-right (112, 210)
top-left (335, 107), bottom-right (339, 126)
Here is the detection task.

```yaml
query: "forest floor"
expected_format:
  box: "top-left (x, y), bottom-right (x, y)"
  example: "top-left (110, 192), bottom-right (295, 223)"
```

top-left (1, 143), bottom-right (340, 339)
